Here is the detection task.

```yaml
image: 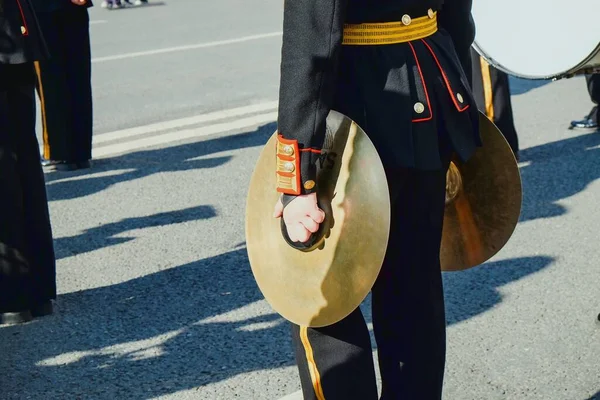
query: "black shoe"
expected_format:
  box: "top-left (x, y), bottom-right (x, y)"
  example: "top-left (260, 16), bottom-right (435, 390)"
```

top-left (76, 160), bottom-right (92, 170)
top-left (0, 310), bottom-right (33, 326)
top-left (570, 106), bottom-right (598, 130)
top-left (31, 300), bottom-right (54, 318)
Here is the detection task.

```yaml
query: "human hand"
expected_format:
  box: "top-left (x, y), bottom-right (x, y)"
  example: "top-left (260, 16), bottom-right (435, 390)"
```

top-left (70, 0), bottom-right (87, 5)
top-left (273, 193), bottom-right (325, 243)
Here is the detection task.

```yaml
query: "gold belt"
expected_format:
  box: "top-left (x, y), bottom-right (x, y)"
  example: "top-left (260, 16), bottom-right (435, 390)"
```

top-left (342, 10), bottom-right (437, 45)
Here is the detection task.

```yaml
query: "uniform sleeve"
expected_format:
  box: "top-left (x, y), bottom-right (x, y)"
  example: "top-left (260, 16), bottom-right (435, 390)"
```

top-left (438, 0), bottom-right (475, 82)
top-left (275, 0), bottom-right (348, 195)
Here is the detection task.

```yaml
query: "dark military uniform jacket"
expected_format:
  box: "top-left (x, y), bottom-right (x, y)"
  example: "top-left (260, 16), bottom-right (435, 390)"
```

top-left (0, 0), bottom-right (47, 64)
top-left (275, 0), bottom-right (481, 196)
top-left (29, 0), bottom-right (93, 13)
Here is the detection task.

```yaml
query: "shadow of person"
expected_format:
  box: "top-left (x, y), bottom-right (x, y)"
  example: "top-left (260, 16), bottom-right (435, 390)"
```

top-left (443, 255), bottom-right (554, 325)
top-left (53, 204), bottom-right (217, 260)
top-left (44, 122), bottom-right (276, 201)
top-left (0, 247), bottom-right (295, 399)
top-left (517, 131), bottom-right (600, 222)
top-left (586, 390), bottom-right (600, 400)
top-left (508, 76), bottom-right (553, 96)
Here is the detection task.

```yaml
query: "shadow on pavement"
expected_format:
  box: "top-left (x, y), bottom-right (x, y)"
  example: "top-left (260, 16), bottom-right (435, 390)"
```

top-left (509, 76), bottom-right (553, 96)
top-left (517, 131), bottom-right (600, 222)
top-left (0, 248), bottom-right (290, 399)
top-left (44, 122), bottom-right (275, 201)
top-left (443, 255), bottom-right (553, 325)
top-left (587, 391), bottom-right (600, 400)
top-left (53, 205), bottom-right (217, 260)
top-left (0, 251), bottom-right (552, 399)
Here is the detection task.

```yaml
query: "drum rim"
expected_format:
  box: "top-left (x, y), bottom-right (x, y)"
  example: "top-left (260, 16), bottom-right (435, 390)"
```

top-left (473, 41), bottom-right (600, 80)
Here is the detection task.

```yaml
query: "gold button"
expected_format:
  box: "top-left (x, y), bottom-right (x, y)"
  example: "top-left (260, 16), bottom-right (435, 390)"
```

top-left (304, 180), bottom-right (316, 190)
top-left (428, 9), bottom-right (434, 18)
top-left (401, 14), bottom-right (412, 26)
top-left (20, 26), bottom-right (27, 34)
top-left (283, 162), bottom-right (295, 173)
top-left (414, 102), bottom-right (425, 114)
top-left (282, 145), bottom-right (294, 156)
top-left (456, 93), bottom-right (464, 103)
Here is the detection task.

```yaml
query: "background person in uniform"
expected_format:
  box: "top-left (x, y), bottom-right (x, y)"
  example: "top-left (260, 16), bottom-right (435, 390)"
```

top-left (32, 0), bottom-right (94, 171)
top-left (271, 0), bottom-right (479, 398)
top-left (570, 74), bottom-right (599, 131)
top-left (470, 47), bottom-right (520, 158)
top-left (0, 0), bottom-right (57, 325)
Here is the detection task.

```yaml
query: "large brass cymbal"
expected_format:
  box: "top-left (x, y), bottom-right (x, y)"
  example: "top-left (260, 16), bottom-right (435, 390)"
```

top-left (245, 111), bottom-right (390, 328)
top-left (440, 111), bottom-right (522, 271)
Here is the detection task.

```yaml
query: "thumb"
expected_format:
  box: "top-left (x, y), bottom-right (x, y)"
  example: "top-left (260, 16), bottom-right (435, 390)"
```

top-left (273, 198), bottom-right (284, 218)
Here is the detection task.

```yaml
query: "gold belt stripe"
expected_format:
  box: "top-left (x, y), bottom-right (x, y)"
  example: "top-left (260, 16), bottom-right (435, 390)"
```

top-left (343, 12), bottom-right (437, 45)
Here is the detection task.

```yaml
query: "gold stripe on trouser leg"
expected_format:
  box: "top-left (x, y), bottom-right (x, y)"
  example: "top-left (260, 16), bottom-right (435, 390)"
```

top-left (33, 61), bottom-right (50, 160)
top-left (299, 327), bottom-right (326, 400)
top-left (479, 56), bottom-right (495, 120)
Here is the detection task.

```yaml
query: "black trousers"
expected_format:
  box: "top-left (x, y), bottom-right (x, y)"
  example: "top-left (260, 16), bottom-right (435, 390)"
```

top-left (0, 63), bottom-right (56, 312)
top-left (470, 48), bottom-right (519, 154)
top-left (291, 155), bottom-right (450, 400)
top-left (585, 74), bottom-right (600, 123)
top-left (34, 7), bottom-right (93, 162)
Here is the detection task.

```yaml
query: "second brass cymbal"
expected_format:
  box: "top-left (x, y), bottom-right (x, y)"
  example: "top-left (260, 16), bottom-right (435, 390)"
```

top-left (440, 111), bottom-right (522, 271)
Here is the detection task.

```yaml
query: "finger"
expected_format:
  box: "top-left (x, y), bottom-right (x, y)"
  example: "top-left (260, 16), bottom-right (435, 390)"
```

top-left (286, 223), bottom-right (300, 242)
top-left (308, 206), bottom-right (326, 224)
top-left (300, 216), bottom-right (319, 233)
top-left (273, 198), bottom-right (284, 218)
top-left (287, 223), bottom-right (311, 243)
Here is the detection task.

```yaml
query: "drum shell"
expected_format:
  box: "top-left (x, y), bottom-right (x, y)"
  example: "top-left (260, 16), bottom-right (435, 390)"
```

top-left (472, 1), bottom-right (600, 80)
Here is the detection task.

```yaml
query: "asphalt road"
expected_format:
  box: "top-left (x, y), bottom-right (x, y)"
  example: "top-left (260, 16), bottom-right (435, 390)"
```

top-left (2, 1), bottom-right (600, 399)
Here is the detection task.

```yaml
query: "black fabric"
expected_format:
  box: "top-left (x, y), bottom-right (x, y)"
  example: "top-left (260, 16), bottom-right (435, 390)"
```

top-left (291, 310), bottom-right (378, 400)
top-left (35, 6), bottom-right (92, 162)
top-left (30, 0), bottom-right (93, 13)
top-left (437, 0), bottom-right (474, 83)
top-left (333, 32), bottom-right (479, 172)
top-left (277, 0), bottom-right (477, 194)
top-left (470, 47), bottom-right (519, 154)
top-left (0, 0), bottom-right (48, 64)
top-left (586, 74), bottom-right (600, 123)
top-left (291, 152), bottom-right (451, 400)
top-left (0, 63), bottom-right (56, 313)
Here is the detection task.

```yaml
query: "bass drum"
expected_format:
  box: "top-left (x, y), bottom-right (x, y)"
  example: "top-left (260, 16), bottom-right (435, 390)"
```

top-left (472, 1), bottom-right (600, 80)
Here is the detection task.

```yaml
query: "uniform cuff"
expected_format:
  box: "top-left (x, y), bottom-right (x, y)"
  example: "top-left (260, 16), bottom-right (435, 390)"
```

top-left (276, 135), bottom-right (318, 195)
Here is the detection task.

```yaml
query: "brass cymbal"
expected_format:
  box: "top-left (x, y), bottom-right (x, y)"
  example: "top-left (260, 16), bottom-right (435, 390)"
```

top-left (440, 111), bottom-right (522, 271)
top-left (245, 111), bottom-right (390, 328)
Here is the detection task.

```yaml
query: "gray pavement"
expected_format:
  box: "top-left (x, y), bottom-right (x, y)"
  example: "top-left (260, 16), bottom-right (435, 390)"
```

top-left (2, 1), bottom-right (600, 399)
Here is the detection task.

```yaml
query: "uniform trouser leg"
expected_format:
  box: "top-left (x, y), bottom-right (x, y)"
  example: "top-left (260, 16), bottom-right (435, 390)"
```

top-left (35, 8), bottom-right (93, 162)
top-left (586, 74), bottom-right (600, 104)
top-left (470, 48), bottom-right (519, 154)
top-left (291, 157), bottom-right (450, 400)
top-left (0, 64), bottom-right (56, 311)
top-left (586, 74), bottom-right (600, 123)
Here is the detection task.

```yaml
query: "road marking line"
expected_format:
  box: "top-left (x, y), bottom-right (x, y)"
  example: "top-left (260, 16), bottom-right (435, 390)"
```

top-left (93, 101), bottom-right (278, 145)
top-left (90, 20), bottom-right (108, 25)
top-left (93, 111), bottom-right (277, 158)
top-left (91, 32), bottom-right (282, 63)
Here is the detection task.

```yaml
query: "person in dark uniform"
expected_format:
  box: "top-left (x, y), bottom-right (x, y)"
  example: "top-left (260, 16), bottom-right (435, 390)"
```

top-left (31, 0), bottom-right (94, 171)
top-left (570, 74), bottom-right (599, 131)
top-left (270, 0), bottom-right (479, 398)
top-left (0, 0), bottom-right (57, 324)
top-left (470, 47), bottom-right (520, 157)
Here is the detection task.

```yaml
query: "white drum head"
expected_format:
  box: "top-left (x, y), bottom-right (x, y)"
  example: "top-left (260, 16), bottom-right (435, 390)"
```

top-left (472, 1), bottom-right (600, 79)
